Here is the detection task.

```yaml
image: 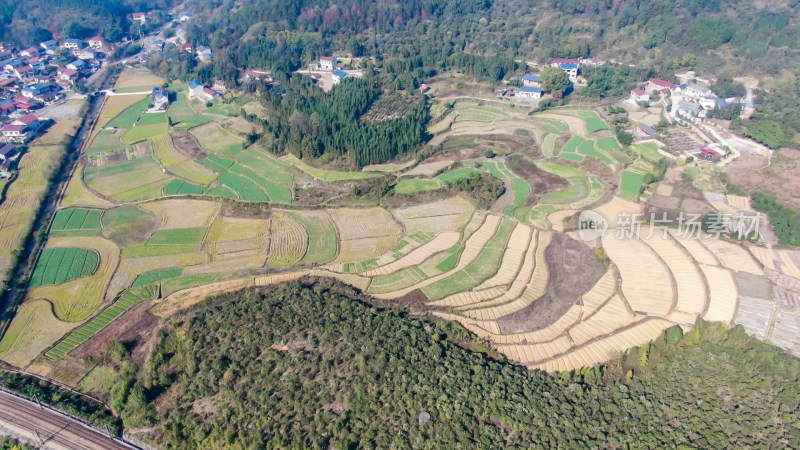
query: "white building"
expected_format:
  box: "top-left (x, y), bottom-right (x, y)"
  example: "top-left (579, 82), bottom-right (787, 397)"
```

top-left (319, 56), bottom-right (338, 71)
top-left (516, 86), bottom-right (542, 99)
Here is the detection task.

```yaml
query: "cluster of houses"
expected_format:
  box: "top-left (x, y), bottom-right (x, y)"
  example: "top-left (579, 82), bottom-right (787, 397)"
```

top-left (499, 57), bottom-right (605, 101)
top-left (187, 80), bottom-right (222, 103)
top-left (630, 77), bottom-right (752, 120)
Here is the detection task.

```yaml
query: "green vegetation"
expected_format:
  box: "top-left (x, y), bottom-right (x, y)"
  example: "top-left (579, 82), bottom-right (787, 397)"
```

top-left (394, 178), bottom-right (440, 194)
top-left (132, 268), bottom-right (183, 287)
top-left (121, 245), bottom-right (198, 258)
top-left (577, 139), bottom-right (614, 164)
top-left (751, 191), bottom-right (800, 246)
top-left (218, 172), bottom-right (271, 202)
top-left (168, 93), bottom-right (212, 128)
top-left (745, 119), bottom-right (785, 149)
top-left (435, 167), bottom-right (480, 184)
top-left (620, 170), bottom-right (647, 201)
top-left (423, 219), bottom-right (514, 300)
top-left (29, 248), bottom-right (99, 287)
top-left (106, 98), bottom-right (150, 129)
top-left (435, 245), bottom-right (464, 272)
top-left (503, 177), bottom-right (533, 216)
top-left (368, 266), bottom-right (429, 295)
top-left (585, 117), bottom-right (609, 133)
top-left (45, 285), bottom-right (159, 361)
top-left (540, 66), bottom-right (571, 98)
top-left (0, 371), bottom-right (121, 435)
top-left (102, 205), bottom-right (153, 228)
top-left (199, 154), bottom-right (235, 173)
top-left (147, 228), bottom-right (207, 246)
top-left (596, 136), bottom-right (621, 151)
top-left (162, 274), bottom-right (223, 296)
top-left (163, 179), bottom-right (206, 195)
top-left (632, 142), bottom-right (664, 163)
top-left (447, 172), bottom-right (505, 209)
top-left (51, 208), bottom-right (102, 235)
top-left (112, 281), bottom-right (800, 447)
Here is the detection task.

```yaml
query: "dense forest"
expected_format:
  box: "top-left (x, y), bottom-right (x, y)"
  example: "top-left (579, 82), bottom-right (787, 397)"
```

top-left (112, 279), bottom-right (800, 448)
top-left (0, 0), bottom-right (173, 46)
top-left (254, 74), bottom-right (428, 166)
top-left (752, 191), bottom-right (800, 246)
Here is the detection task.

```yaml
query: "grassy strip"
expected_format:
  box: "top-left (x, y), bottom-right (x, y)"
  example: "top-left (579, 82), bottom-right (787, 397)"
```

top-left (132, 267), bottom-right (183, 287)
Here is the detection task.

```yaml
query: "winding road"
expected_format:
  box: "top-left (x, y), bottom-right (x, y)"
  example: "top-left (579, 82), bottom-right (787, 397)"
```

top-left (0, 390), bottom-right (134, 449)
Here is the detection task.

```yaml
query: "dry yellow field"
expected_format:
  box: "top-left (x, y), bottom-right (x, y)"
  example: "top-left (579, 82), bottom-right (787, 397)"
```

top-left (61, 166), bottom-right (114, 208)
top-left (150, 278), bottom-right (256, 317)
top-left (37, 120), bottom-right (80, 145)
top-left (94, 94), bottom-right (148, 132)
top-left (700, 238), bottom-right (764, 275)
top-left (362, 232), bottom-right (460, 276)
top-left (0, 300), bottom-right (77, 368)
top-left (700, 265), bottom-right (739, 323)
top-left (641, 235), bottom-right (707, 318)
top-left (142, 199), bottom-right (220, 229)
top-left (114, 68), bottom-right (165, 89)
top-left (106, 252), bottom-right (209, 299)
top-left (329, 208), bottom-right (403, 263)
top-left (207, 216), bottom-right (269, 243)
top-left (268, 213), bottom-right (308, 266)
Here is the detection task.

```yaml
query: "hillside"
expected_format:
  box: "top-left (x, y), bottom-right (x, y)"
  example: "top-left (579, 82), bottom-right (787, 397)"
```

top-left (115, 279), bottom-right (800, 447)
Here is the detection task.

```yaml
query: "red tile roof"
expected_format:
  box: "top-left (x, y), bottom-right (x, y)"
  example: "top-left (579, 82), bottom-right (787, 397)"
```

top-left (3, 124), bottom-right (22, 132)
top-left (16, 114), bottom-right (37, 125)
top-left (0, 103), bottom-right (15, 110)
top-left (203, 87), bottom-right (217, 95)
top-left (649, 78), bottom-right (676, 89)
top-left (632, 88), bottom-right (646, 96)
top-left (320, 56), bottom-right (335, 61)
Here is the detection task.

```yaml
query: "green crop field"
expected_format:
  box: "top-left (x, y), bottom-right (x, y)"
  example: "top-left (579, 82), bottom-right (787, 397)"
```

top-left (585, 117), bottom-right (609, 133)
top-left (132, 268), bottom-right (183, 287)
top-left (228, 163), bottom-right (293, 203)
top-left (122, 122), bottom-right (168, 143)
top-left (237, 149), bottom-right (292, 183)
top-left (480, 161), bottom-right (508, 180)
top-left (536, 160), bottom-right (586, 179)
top-left (533, 117), bottom-right (569, 135)
top-left (121, 245), bottom-right (198, 258)
top-left (542, 134), bottom-right (558, 156)
top-left (282, 154), bottom-right (380, 181)
top-left (561, 136), bottom-right (584, 154)
top-left (137, 112), bottom-right (167, 126)
top-left (147, 227), bottom-right (207, 245)
top-left (199, 154), bottom-right (235, 173)
top-left (632, 142), bottom-right (664, 163)
top-left (162, 274), bottom-right (223, 296)
top-left (596, 136), bottom-right (622, 151)
top-left (205, 184), bottom-right (238, 199)
top-left (620, 170), bottom-right (646, 201)
top-left (394, 178), bottom-right (441, 194)
top-left (422, 220), bottom-right (514, 300)
top-left (102, 205), bottom-right (153, 228)
top-left (559, 152), bottom-right (584, 162)
top-left (85, 156), bottom-right (172, 200)
top-left (436, 167), bottom-right (480, 184)
top-left (86, 130), bottom-right (123, 155)
top-left (577, 140), bottom-right (614, 164)
top-left (44, 284), bottom-right (159, 360)
top-left (51, 208), bottom-right (102, 231)
top-left (218, 172), bottom-right (271, 202)
top-left (503, 177), bottom-right (533, 216)
top-left (29, 247), bottom-right (99, 287)
top-left (367, 266), bottom-right (428, 295)
top-left (106, 98), bottom-right (150, 129)
top-left (163, 179), bottom-right (206, 195)
top-left (436, 245), bottom-right (464, 272)
top-left (168, 93), bottom-right (212, 128)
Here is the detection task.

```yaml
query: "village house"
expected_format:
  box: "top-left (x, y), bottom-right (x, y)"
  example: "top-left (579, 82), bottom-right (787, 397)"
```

top-left (677, 100), bottom-right (706, 119)
top-left (580, 58), bottom-right (604, 66)
top-left (630, 88), bottom-right (650, 104)
top-left (183, 43), bottom-right (192, 53)
top-left (13, 65), bottom-right (34, 81)
top-left (682, 82), bottom-right (714, 99)
top-left (0, 100), bottom-right (15, 117)
top-left (637, 122), bottom-right (659, 138)
top-left (419, 84), bottom-right (430, 93)
top-left (549, 58), bottom-right (581, 67)
top-left (2, 113), bottom-right (41, 143)
top-left (75, 48), bottom-right (99, 60)
top-left (3, 60), bottom-right (21, 72)
top-left (646, 78), bottom-right (676, 94)
top-left (516, 86), bottom-right (543, 99)
top-left (319, 56), bottom-right (338, 71)
top-left (332, 69), bottom-right (349, 84)
top-left (521, 75), bottom-right (540, 87)
top-left (66, 60), bottom-right (85, 71)
top-left (212, 81), bottom-right (227, 92)
top-left (21, 83), bottom-right (53, 98)
top-left (559, 63), bottom-right (579, 82)
top-left (188, 81), bottom-right (219, 102)
top-left (132, 12), bottom-right (146, 25)
top-left (0, 143), bottom-right (17, 164)
top-left (39, 40), bottom-right (58, 52)
top-left (243, 69), bottom-right (271, 82)
top-left (19, 47), bottom-right (38, 58)
top-left (150, 89), bottom-right (170, 111)
top-left (57, 68), bottom-right (79, 82)
top-left (196, 45), bottom-right (212, 61)
top-left (62, 39), bottom-right (85, 50)
top-left (87, 36), bottom-right (103, 50)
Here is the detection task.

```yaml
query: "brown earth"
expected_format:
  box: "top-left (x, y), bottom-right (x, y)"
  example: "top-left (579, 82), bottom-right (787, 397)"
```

top-left (497, 233), bottom-right (606, 334)
top-left (71, 301), bottom-right (162, 365)
top-left (506, 156), bottom-right (568, 205)
top-left (734, 272), bottom-right (772, 299)
top-left (728, 148), bottom-right (800, 209)
top-left (132, 141), bottom-right (152, 159)
top-left (171, 130), bottom-right (208, 160)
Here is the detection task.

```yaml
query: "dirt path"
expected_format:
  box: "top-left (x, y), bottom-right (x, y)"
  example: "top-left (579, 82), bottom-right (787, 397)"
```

top-left (0, 390), bottom-right (133, 449)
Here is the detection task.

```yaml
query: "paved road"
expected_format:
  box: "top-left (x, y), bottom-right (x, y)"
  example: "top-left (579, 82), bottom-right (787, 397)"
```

top-left (0, 390), bottom-right (134, 450)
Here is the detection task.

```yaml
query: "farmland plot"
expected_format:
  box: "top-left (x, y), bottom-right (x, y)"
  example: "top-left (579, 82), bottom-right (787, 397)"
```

top-left (29, 247), bottom-right (99, 287)
top-left (330, 208), bottom-right (403, 262)
top-left (393, 197), bottom-right (475, 234)
top-left (0, 300), bottom-right (77, 368)
top-left (268, 213), bottom-right (309, 266)
top-left (191, 123), bottom-right (244, 156)
top-left (285, 210), bottom-right (338, 264)
top-left (141, 199), bottom-right (220, 229)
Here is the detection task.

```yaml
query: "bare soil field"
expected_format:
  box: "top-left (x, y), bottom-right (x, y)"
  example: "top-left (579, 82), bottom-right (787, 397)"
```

top-left (509, 157), bottom-right (568, 205)
top-left (171, 130), bottom-right (208, 160)
top-left (71, 301), bottom-right (162, 364)
top-left (498, 234), bottom-right (606, 334)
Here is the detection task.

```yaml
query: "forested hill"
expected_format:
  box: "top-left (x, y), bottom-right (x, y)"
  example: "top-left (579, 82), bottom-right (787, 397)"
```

top-left (183, 0), bottom-right (800, 76)
top-left (115, 279), bottom-right (800, 448)
top-left (0, 0), bottom-right (174, 46)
